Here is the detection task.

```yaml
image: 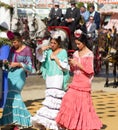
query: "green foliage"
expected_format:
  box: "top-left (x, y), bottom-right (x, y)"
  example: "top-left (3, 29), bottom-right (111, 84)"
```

top-left (76, 2), bottom-right (95, 10)
top-left (76, 2), bottom-right (84, 8)
top-left (0, 1), bottom-right (13, 9)
top-left (87, 3), bottom-right (94, 10)
top-left (0, 37), bottom-right (11, 47)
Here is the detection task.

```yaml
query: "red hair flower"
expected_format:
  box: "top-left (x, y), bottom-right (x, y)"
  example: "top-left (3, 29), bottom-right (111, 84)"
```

top-left (74, 29), bottom-right (82, 38)
top-left (7, 31), bottom-right (14, 40)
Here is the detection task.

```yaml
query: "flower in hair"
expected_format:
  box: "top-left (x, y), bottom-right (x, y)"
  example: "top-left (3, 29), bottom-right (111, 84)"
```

top-left (74, 29), bottom-right (82, 38)
top-left (51, 31), bottom-right (60, 39)
top-left (7, 31), bottom-right (14, 40)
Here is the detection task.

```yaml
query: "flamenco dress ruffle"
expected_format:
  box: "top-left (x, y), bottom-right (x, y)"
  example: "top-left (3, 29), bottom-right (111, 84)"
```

top-left (31, 88), bottom-right (65, 130)
top-left (56, 75), bottom-right (102, 130)
top-left (0, 68), bottom-right (32, 128)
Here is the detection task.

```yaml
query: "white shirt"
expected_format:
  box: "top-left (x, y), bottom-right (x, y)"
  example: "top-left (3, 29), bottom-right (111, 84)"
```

top-left (90, 11), bottom-right (95, 17)
top-left (86, 22), bottom-right (92, 32)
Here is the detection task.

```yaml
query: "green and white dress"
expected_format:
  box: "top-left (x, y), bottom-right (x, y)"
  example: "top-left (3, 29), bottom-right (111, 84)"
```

top-left (31, 49), bottom-right (70, 130)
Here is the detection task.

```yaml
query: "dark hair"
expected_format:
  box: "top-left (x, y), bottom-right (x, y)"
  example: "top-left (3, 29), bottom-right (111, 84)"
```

top-left (77, 16), bottom-right (87, 34)
top-left (70, 0), bottom-right (76, 5)
top-left (51, 36), bottom-right (61, 44)
top-left (75, 33), bottom-right (91, 50)
top-left (80, 5), bottom-right (86, 9)
top-left (75, 33), bottom-right (87, 44)
top-left (55, 5), bottom-right (59, 8)
top-left (108, 28), bottom-right (112, 32)
top-left (13, 32), bottom-right (22, 41)
top-left (89, 5), bottom-right (95, 10)
top-left (51, 36), bottom-right (65, 48)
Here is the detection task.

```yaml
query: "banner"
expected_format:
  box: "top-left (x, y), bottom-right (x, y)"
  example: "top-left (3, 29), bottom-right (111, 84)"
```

top-left (76, 0), bottom-right (94, 2)
top-left (76, 0), bottom-right (118, 4)
top-left (98, 0), bottom-right (118, 4)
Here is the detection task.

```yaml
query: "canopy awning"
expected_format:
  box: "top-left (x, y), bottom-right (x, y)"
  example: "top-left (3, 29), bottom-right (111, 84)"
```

top-left (98, 0), bottom-right (118, 4)
top-left (75, 0), bottom-right (94, 2)
top-left (76, 0), bottom-right (118, 4)
top-left (100, 9), bottom-right (118, 14)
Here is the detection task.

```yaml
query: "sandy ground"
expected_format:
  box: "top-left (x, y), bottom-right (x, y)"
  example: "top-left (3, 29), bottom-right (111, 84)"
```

top-left (0, 65), bottom-right (118, 130)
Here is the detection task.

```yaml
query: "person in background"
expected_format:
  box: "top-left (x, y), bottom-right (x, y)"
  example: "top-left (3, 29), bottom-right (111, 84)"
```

top-left (31, 32), bottom-right (70, 130)
top-left (86, 16), bottom-right (96, 39)
top-left (111, 25), bottom-right (117, 46)
top-left (89, 5), bottom-right (100, 30)
top-left (80, 5), bottom-right (90, 23)
top-left (56, 29), bottom-right (103, 130)
top-left (0, 31), bottom-right (33, 130)
top-left (60, 0), bottom-right (81, 33)
top-left (48, 2), bottom-right (62, 26)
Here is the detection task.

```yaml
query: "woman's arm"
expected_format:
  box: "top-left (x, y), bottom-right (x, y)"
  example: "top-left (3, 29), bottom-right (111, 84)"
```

top-left (50, 50), bottom-right (70, 71)
top-left (19, 47), bottom-right (33, 73)
top-left (70, 55), bottom-right (94, 75)
top-left (36, 45), bottom-right (50, 62)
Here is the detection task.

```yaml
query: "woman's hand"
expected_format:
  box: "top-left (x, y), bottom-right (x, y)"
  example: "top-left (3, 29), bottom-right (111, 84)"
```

top-left (50, 53), bottom-right (56, 60)
top-left (69, 58), bottom-right (78, 66)
top-left (38, 45), bottom-right (51, 54)
top-left (69, 58), bottom-right (83, 70)
top-left (3, 60), bottom-right (9, 64)
top-left (9, 62), bottom-right (21, 68)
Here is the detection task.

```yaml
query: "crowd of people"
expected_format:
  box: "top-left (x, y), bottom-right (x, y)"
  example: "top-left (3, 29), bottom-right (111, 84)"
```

top-left (47, 0), bottom-right (100, 36)
top-left (0, 28), bottom-right (103, 130)
top-left (0, 1), bottom-right (103, 130)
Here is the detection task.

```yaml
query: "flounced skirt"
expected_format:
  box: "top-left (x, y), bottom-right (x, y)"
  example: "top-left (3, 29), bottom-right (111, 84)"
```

top-left (31, 88), bottom-right (65, 130)
top-left (56, 88), bottom-right (103, 130)
top-left (0, 68), bottom-right (32, 128)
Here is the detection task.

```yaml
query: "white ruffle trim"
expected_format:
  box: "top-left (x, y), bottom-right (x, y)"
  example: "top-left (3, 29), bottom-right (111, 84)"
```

top-left (36, 107), bottom-right (58, 120)
top-left (31, 110), bottom-right (58, 130)
top-left (31, 115), bottom-right (59, 130)
top-left (45, 89), bottom-right (65, 97)
top-left (42, 96), bottom-right (62, 109)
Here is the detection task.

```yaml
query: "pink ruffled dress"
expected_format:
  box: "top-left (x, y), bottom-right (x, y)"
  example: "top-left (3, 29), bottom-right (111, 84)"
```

top-left (56, 51), bottom-right (103, 130)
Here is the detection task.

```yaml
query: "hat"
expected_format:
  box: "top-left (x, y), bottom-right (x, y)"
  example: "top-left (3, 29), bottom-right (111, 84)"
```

top-left (70, 0), bottom-right (76, 4)
top-left (54, 2), bottom-right (59, 5)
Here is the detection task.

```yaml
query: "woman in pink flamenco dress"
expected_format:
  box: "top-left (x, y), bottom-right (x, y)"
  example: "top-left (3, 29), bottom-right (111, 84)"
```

top-left (56, 29), bottom-right (103, 130)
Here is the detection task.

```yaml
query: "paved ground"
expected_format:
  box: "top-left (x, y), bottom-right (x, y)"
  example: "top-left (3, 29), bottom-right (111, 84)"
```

top-left (0, 66), bottom-right (118, 130)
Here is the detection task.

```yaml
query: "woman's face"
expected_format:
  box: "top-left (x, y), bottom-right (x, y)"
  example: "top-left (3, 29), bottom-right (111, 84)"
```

top-left (75, 39), bottom-right (85, 50)
top-left (12, 39), bottom-right (21, 49)
top-left (50, 39), bottom-right (60, 51)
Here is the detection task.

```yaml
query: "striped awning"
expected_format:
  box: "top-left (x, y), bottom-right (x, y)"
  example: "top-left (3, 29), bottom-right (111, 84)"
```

top-left (98, 0), bottom-right (118, 4)
top-left (76, 0), bottom-right (118, 4)
top-left (75, 0), bottom-right (94, 2)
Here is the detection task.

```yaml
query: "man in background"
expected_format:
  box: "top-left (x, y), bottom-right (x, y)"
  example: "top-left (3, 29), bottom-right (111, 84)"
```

top-left (89, 5), bottom-right (100, 30)
top-left (61, 0), bottom-right (81, 33)
top-left (80, 5), bottom-right (90, 23)
top-left (48, 2), bottom-right (62, 26)
top-left (86, 16), bottom-right (96, 39)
